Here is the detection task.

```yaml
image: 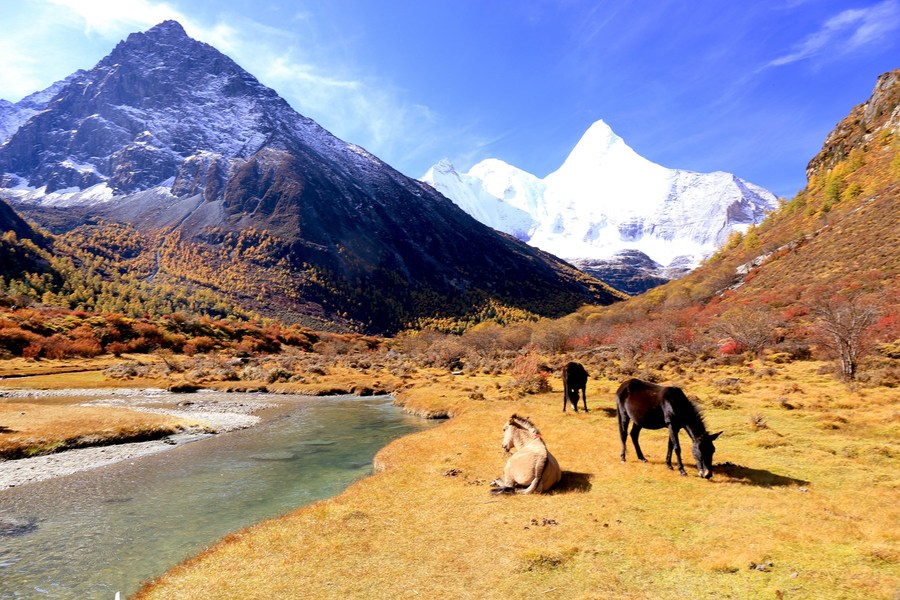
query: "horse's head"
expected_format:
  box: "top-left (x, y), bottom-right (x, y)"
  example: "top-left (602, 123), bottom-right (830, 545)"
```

top-left (502, 414), bottom-right (540, 452)
top-left (501, 421), bottom-right (516, 452)
top-left (692, 431), bottom-right (722, 479)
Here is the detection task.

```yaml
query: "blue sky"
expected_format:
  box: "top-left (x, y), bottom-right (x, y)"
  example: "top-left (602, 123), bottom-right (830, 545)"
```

top-left (1, 1), bottom-right (898, 198)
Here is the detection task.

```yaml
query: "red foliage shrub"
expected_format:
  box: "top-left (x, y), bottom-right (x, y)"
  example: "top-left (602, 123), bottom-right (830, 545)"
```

top-left (22, 343), bottom-right (43, 360)
top-left (42, 333), bottom-right (103, 359)
top-left (719, 340), bottom-right (746, 355)
top-left (126, 337), bottom-right (155, 353)
top-left (0, 327), bottom-right (43, 355)
top-left (107, 341), bottom-right (129, 357)
top-left (189, 336), bottom-right (218, 353)
top-left (508, 353), bottom-right (552, 394)
top-left (133, 322), bottom-right (162, 341)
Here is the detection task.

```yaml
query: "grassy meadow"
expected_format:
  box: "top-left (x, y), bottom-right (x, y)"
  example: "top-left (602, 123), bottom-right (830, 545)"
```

top-left (128, 358), bottom-right (900, 600)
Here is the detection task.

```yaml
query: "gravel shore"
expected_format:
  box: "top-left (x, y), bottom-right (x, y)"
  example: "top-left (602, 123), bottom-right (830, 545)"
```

top-left (0, 388), bottom-right (276, 490)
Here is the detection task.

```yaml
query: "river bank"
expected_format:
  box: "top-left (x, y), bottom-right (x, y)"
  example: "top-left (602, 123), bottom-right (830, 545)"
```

top-left (1, 393), bottom-right (432, 599)
top-left (0, 388), bottom-right (275, 489)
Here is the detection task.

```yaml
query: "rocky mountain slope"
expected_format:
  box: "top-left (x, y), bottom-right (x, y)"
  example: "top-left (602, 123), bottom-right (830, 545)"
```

top-left (0, 21), bottom-right (622, 332)
top-left (423, 120), bottom-right (778, 294)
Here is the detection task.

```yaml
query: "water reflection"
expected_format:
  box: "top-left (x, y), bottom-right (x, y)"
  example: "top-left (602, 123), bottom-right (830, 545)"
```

top-left (0, 394), bottom-right (432, 599)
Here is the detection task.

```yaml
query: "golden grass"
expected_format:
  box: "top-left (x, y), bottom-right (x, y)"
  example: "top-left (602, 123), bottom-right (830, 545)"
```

top-left (134, 360), bottom-right (900, 599)
top-left (0, 401), bottom-right (190, 458)
top-left (0, 355), bottom-right (168, 389)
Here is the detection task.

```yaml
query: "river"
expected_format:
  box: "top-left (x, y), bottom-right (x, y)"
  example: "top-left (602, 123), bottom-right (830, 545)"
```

top-left (0, 393), bottom-right (434, 599)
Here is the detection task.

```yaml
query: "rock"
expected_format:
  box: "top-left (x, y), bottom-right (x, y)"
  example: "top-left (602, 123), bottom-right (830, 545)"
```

top-left (0, 516), bottom-right (38, 537)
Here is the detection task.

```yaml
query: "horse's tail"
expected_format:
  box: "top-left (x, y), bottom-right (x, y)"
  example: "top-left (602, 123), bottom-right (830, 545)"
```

top-left (615, 379), bottom-right (632, 416)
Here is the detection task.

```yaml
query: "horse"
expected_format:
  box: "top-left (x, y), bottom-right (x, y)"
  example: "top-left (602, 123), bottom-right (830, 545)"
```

top-left (562, 361), bottom-right (588, 412)
top-left (615, 378), bottom-right (722, 478)
top-left (490, 414), bottom-right (561, 494)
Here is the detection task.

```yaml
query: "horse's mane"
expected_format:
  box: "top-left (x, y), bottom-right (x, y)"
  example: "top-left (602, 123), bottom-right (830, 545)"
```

top-left (509, 413), bottom-right (541, 436)
top-left (671, 387), bottom-right (708, 434)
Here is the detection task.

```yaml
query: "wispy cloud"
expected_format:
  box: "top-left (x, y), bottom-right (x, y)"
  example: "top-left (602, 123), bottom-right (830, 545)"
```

top-left (766, 0), bottom-right (900, 67)
top-left (47, 0), bottom-right (188, 36)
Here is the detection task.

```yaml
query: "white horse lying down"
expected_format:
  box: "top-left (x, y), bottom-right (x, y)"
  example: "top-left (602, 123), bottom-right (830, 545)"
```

top-left (490, 414), bottom-right (561, 494)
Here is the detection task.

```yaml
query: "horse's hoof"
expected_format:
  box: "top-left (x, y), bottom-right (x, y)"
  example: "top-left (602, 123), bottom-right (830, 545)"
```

top-left (639, 458), bottom-right (648, 463)
top-left (679, 470), bottom-right (688, 476)
top-left (666, 465), bottom-right (674, 470)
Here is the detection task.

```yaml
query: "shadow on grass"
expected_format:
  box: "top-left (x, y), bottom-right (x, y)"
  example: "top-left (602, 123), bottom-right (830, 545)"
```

top-left (596, 407), bottom-right (618, 418)
top-left (716, 462), bottom-right (809, 487)
top-left (552, 471), bottom-right (593, 493)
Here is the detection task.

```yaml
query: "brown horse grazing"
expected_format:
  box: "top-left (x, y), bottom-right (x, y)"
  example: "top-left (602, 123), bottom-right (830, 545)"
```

top-left (562, 361), bottom-right (588, 412)
top-left (490, 414), bottom-right (561, 494)
top-left (615, 378), bottom-right (722, 478)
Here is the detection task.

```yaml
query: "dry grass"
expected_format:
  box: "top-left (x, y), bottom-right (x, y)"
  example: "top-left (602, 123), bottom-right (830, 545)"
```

top-left (0, 355), bottom-right (169, 389)
top-left (134, 360), bottom-right (900, 599)
top-left (0, 401), bottom-right (190, 459)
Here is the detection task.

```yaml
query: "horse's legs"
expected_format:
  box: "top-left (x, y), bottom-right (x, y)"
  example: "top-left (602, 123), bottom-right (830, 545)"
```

top-left (666, 438), bottom-right (674, 470)
top-left (491, 466), bottom-right (514, 489)
top-left (581, 387), bottom-right (588, 412)
top-left (667, 426), bottom-right (687, 475)
top-left (630, 425), bottom-right (647, 462)
top-left (562, 388), bottom-right (568, 412)
top-left (617, 405), bottom-right (629, 462)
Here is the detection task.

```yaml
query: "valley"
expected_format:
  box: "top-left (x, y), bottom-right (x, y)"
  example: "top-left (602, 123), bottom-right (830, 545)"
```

top-left (0, 15), bottom-right (898, 600)
top-left (2, 344), bottom-right (896, 599)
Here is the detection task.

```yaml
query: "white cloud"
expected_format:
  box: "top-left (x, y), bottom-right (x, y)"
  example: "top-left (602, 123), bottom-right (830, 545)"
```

top-left (0, 42), bottom-right (45, 101)
top-left (767, 0), bottom-right (900, 67)
top-left (46, 0), bottom-right (188, 36)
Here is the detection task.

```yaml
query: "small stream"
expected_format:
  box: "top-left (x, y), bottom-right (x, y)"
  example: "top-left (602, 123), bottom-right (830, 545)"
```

top-left (0, 393), bottom-right (434, 599)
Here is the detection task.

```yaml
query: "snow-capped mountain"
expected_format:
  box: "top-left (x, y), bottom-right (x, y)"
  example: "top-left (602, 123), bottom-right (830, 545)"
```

top-left (423, 120), bottom-right (778, 287)
top-left (0, 21), bottom-right (622, 332)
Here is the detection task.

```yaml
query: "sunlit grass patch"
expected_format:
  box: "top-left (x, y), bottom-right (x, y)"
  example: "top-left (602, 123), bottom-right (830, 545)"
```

top-left (0, 401), bottom-right (191, 459)
top-left (119, 359), bottom-right (900, 598)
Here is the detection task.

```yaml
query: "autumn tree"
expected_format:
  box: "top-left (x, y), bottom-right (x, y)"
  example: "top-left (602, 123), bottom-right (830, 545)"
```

top-left (711, 304), bottom-right (782, 359)
top-left (810, 292), bottom-right (881, 380)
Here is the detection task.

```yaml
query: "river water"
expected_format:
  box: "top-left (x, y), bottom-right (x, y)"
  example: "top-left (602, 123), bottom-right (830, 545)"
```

top-left (0, 394), bottom-right (433, 599)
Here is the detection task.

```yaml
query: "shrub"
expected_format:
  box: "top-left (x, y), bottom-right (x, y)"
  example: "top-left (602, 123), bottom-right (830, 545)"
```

top-left (0, 327), bottom-right (42, 355)
top-left (42, 333), bottom-right (103, 359)
top-left (749, 413), bottom-right (768, 431)
top-left (714, 378), bottom-right (743, 394)
top-left (106, 341), bottom-right (129, 357)
top-left (507, 353), bottom-right (552, 394)
top-left (422, 336), bottom-right (468, 371)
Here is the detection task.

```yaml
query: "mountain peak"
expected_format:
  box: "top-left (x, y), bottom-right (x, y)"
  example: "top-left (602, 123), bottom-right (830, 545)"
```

top-left (145, 20), bottom-right (188, 38)
top-left (581, 119), bottom-right (619, 144)
top-left (119, 20), bottom-right (191, 52)
top-left (553, 119), bottom-right (641, 175)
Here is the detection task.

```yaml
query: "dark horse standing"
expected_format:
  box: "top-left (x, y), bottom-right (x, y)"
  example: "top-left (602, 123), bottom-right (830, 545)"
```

top-left (562, 362), bottom-right (588, 412)
top-left (615, 378), bottom-right (721, 478)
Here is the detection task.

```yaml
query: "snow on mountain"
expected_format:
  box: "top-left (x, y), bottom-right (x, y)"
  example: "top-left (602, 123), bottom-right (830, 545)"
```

top-left (0, 73), bottom-right (83, 143)
top-left (421, 159), bottom-right (540, 241)
top-left (423, 120), bottom-right (778, 272)
top-left (0, 20), bottom-right (623, 332)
